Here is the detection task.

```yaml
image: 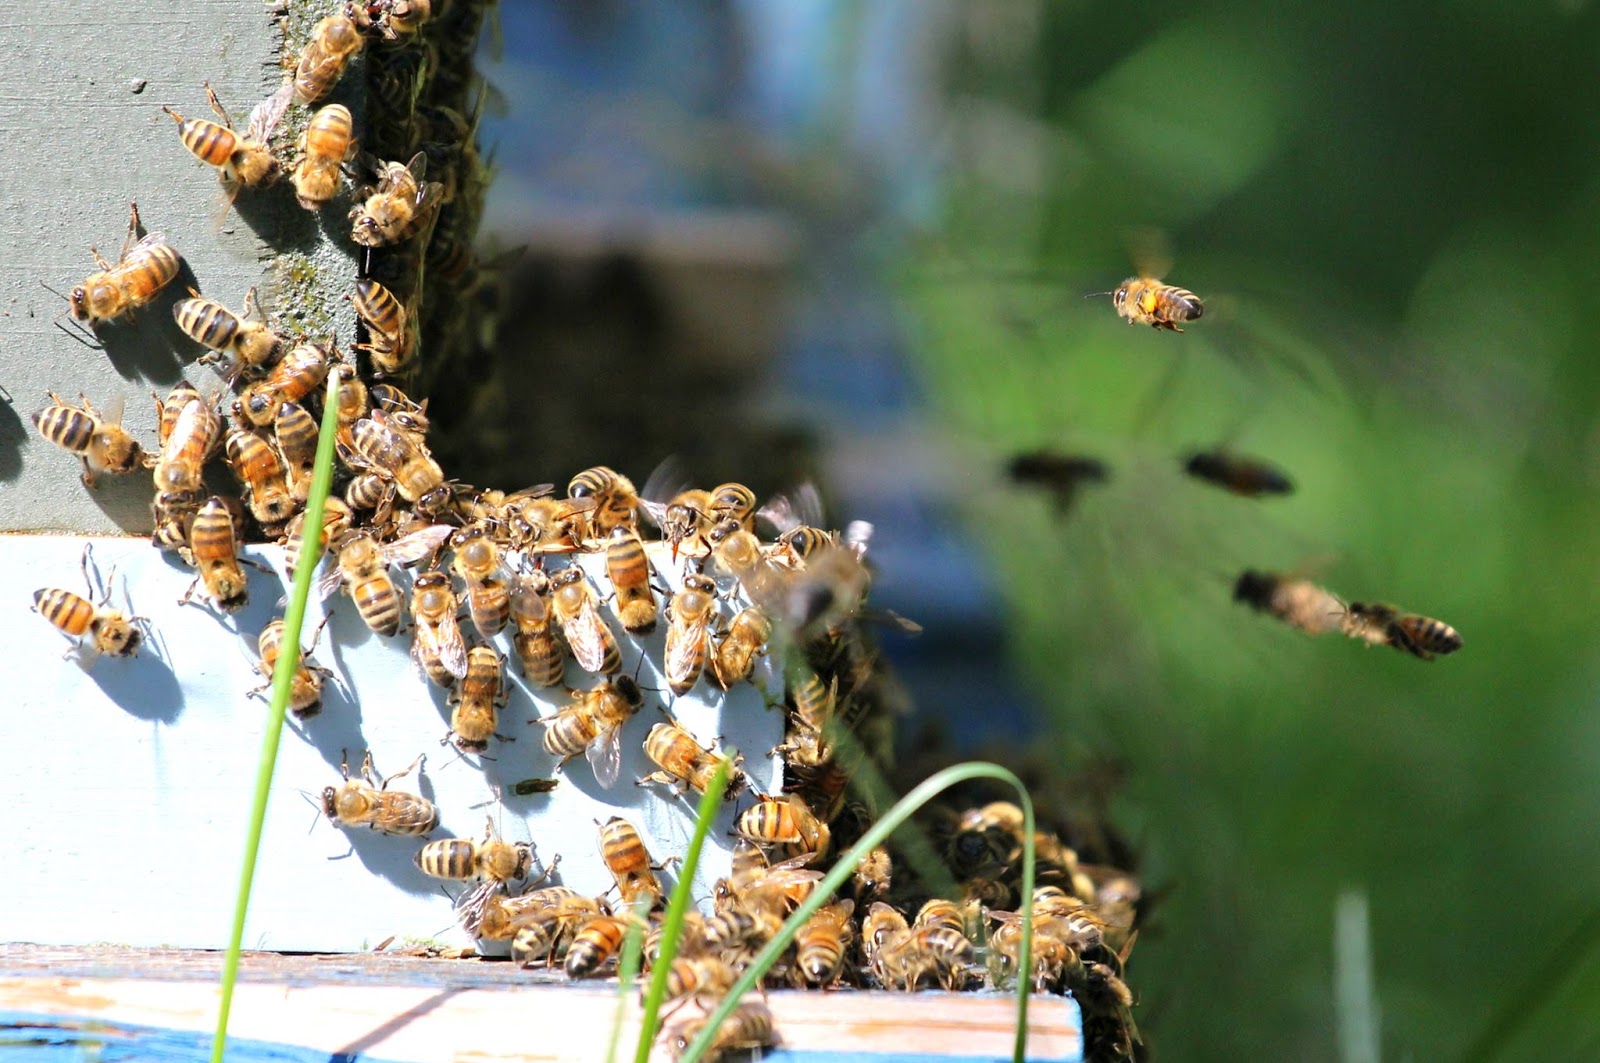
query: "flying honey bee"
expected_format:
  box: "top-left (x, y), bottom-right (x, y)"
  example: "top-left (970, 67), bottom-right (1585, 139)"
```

top-left (712, 606), bottom-right (772, 690)
top-left (162, 82), bottom-right (288, 214)
top-left (1007, 449), bottom-right (1110, 515)
top-left (410, 571), bottom-right (469, 685)
top-left (734, 793), bottom-right (831, 859)
top-left (347, 278), bottom-right (416, 377)
top-left (180, 496), bottom-right (251, 613)
top-left (292, 13), bottom-right (364, 106)
top-left (32, 392), bottom-right (145, 488)
top-left (1342, 601), bottom-right (1463, 661)
top-left (665, 1003), bottom-right (777, 1063)
top-left (1184, 449), bottom-right (1294, 498)
top-left (151, 394), bottom-right (219, 497)
top-left (414, 817), bottom-right (534, 886)
top-left (250, 617), bottom-right (333, 719)
top-left (509, 569), bottom-right (566, 687)
top-left (1233, 568), bottom-right (1345, 637)
top-left (235, 340), bottom-right (332, 428)
top-left (564, 914), bottom-right (628, 979)
top-left (291, 103), bottom-right (355, 211)
top-left (549, 566), bottom-right (621, 675)
top-left (640, 717), bottom-right (743, 799)
top-left (32, 545), bottom-right (147, 665)
top-left (664, 572), bottom-right (718, 696)
top-left (69, 202), bottom-right (181, 327)
top-left (349, 152), bottom-right (445, 247)
top-left (440, 646), bottom-right (503, 757)
top-left (349, 412), bottom-right (452, 517)
top-left (597, 816), bottom-right (664, 909)
top-left (172, 287), bottom-right (282, 379)
top-left (1108, 275), bottom-right (1205, 332)
top-left (317, 525), bottom-right (453, 636)
top-left (225, 429), bottom-right (295, 526)
top-left (321, 750), bottom-right (438, 836)
top-left (604, 526), bottom-right (658, 634)
top-left (272, 400), bottom-right (319, 503)
top-left (536, 674), bottom-right (644, 789)
top-left (567, 465), bottom-right (639, 539)
top-left (450, 524), bottom-right (509, 638)
top-left (795, 899), bottom-right (855, 987)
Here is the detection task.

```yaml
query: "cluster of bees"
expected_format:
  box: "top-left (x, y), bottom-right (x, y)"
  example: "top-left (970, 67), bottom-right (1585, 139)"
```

top-left (1009, 272), bottom-right (1464, 666)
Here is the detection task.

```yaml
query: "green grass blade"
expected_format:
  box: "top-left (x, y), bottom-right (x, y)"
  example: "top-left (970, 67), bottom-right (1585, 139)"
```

top-left (607, 896), bottom-right (654, 1063)
top-left (633, 754), bottom-right (736, 1063)
top-left (210, 369), bottom-right (346, 1063)
top-left (675, 760), bottom-right (1037, 1063)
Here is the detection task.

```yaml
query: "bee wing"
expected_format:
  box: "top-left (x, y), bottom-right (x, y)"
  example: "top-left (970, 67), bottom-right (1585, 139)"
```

top-left (562, 606), bottom-right (610, 674)
top-left (415, 180), bottom-right (446, 213)
top-left (315, 563), bottom-right (345, 602)
top-left (586, 723), bottom-right (624, 789)
top-left (665, 617), bottom-right (710, 686)
top-left (247, 82), bottom-right (293, 144)
top-left (125, 231), bottom-right (171, 261)
top-left (756, 482), bottom-right (823, 535)
top-left (639, 456), bottom-right (690, 528)
top-left (403, 151), bottom-right (429, 183)
top-left (382, 524), bottom-right (454, 566)
top-left (163, 399), bottom-right (205, 456)
top-left (843, 520), bottom-right (874, 559)
top-left (435, 613), bottom-right (470, 680)
top-left (504, 482), bottom-right (555, 503)
top-left (100, 393), bottom-right (126, 427)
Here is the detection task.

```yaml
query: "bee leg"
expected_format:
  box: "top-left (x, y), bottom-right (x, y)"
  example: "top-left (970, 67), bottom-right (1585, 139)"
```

top-left (177, 577), bottom-right (203, 607)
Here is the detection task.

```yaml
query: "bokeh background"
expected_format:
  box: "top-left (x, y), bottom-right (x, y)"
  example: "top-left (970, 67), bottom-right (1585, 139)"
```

top-left (467, 3), bottom-right (1600, 1060)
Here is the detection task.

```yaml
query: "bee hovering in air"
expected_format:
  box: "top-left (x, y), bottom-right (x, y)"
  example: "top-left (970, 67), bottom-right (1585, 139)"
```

top-left (33, 544), bottom-right (148, 666)
top-left (1233, 568), bottom-right (1345, 637)
top-left (322, 750), bottom-right (438, 837)
top-left (162, 82), bottom-right (289, 218)
top-left (1006, 449), bottom-right (1109, 515)
top-left (67, 202), bottom-right (181, 329)
top-left (1342, 601), bottom-right (1463, 661)
top-left (32, 392), bottom-right (146, 488)
top-left (1183, 448), bottom-right (1294, 498)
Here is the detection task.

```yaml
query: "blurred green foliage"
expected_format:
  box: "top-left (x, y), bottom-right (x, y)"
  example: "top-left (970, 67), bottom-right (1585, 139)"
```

top-left (894, 3), bottom-right (1600, 1060)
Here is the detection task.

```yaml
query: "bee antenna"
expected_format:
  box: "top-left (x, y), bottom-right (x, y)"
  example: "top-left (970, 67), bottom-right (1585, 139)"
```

top-left (1083, 290), bottom-right (1115, 300)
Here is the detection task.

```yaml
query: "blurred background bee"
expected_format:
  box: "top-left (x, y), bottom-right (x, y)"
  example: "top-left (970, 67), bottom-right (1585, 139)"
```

top-left (32, 545), bottom-right (148, 666)
top-left (1183, 448), bottom-right (1294, 498)
top-left (1005, 449), bottom-right (1109, 516)
top-left (32, 392), bottom-right (146, 488)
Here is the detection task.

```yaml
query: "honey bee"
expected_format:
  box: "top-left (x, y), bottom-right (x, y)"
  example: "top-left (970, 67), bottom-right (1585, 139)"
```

top-left (664, 573), bottom-right (718, 696)
top-left (225, 429), bottom-right (295, 526)
top-left (349, 152), bottom-right (445, 247)
top-left (476, 884), bottom-right (586, 942)
top-left (251, 617), bottom-right (333, 719)
top-left (549, 566), bottom-right (621, 675)
top-left (1110, 275), bottom-right (1204, 332)
top-left (604, 526), bottom-right (658, 634)
top-left (597, 816), bottom-right (664, 909)
top-left (641, 461), bottom-right (712, 558)
top-left (414, 817), bottom-right (534, 886)
top-left (734, 793), bottom-right (831, 859)
top-left (32, 545), bottom-right (146, 664)
top-left (162, 82), bottom-right (287, 211)
top-left (353, 0), bottom-right (432, 40)
top-left (151, 394), bottom-right (219, 497)
top-left (707, 517), bottom-right (778, 603)
top-left (564, 914), bottom-right (629, 978)
top-left (1183, 449), bottom-right (1293, 497)
top-left (663, 954), bottom-right (737, 1006)
top-left (795, 899), bottom-right (855, 987)
top-left (665, 1002), bottom-right (777, 1063)
top-left (505, 891), bottom-right (610, 964)
top-left (788, 670), bottom-right (837, 736)
top-left (509, 570), bottom-right (566, 687)
top-left (567, 465), bottom-right (639, 538)
top-left (271, 400), bottom-right (319, 503)
top-left (291, 103), bottom-right (355, 210)
top-left (990, 909), bottom-right (1072, 993)
top-left (510, 494), bottom-right (591, 554)
top-left (852, 845), bottom-right (893, 904)
top-left (317, 524), bottom-right (453, 636)
top-left (708, 482), bottom-right (758, 528)
top-left (180, 496), bottom-right (251, 613)
top-left (410, 571), bottom-right (469, 686)
top-left (536, 674), bottom-right (644, 789)
top-left (775, 541), bottom-right (872, 641)
top-left (1007, 449), bottom-right (1109, 514)
top-left (344, 472), bottom-right (389, 513)
top-left (448, 644), bottom-right (507, 753)
top-left (284, 496), bottom-right (351, 579)
top-left (1233, 569), bottom-right (1345, 637)
top-left (293, 13), bottom-right (364, 106)
top-left (640, 717), bottom-right (742, 799)
top-left (32, 392), bottom-right (145, 488)
top-left (347, 278), bottom-right (416, 377)
top-left (449, 524), bottom-right (509, 638)
top-left (150, 490), bottom-right (201, 559)
top-left (712, 606), bottom-right (772, 690)
top-left (333, 374), bottom-right (370, 453)
top-left (235, 341), bottom-right (332, 428)
top-left (1342, 601), bottom-right (1463, 660)
top-left (888, 919), bottom-right (980, 991)
top-left (172, 287), bottom-right (282, 378)
top-left (349, 412), bottom-right (452, 516)
top-left (321, 749), bottom-right (439, 836)
top-left (69, 202), bottom-right (181, 327)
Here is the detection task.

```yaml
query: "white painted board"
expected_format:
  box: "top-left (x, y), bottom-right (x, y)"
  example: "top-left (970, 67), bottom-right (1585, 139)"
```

top-left (1, 533), bottom-right (783, 952)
